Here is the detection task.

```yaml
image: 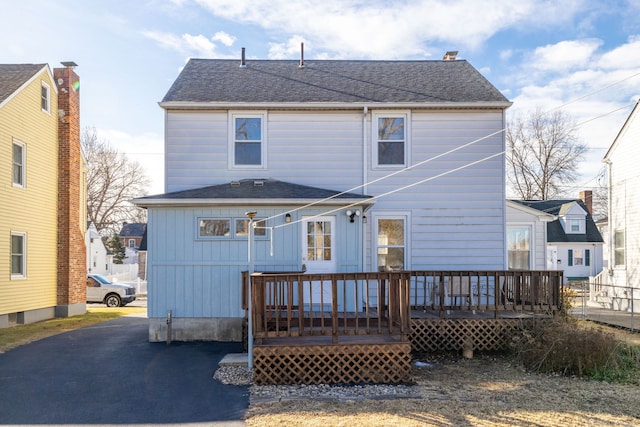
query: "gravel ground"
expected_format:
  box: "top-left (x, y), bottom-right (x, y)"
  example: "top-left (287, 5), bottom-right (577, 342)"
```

top-left (215, 353), bottom-right (640, 427)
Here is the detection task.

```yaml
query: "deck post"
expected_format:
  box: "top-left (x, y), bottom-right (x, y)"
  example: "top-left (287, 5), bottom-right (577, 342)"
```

top-left (332, 277), bottom-right (338, 344)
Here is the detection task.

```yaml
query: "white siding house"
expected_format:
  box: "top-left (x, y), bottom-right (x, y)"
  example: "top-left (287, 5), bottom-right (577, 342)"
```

top-left (85, 221), bottom-right (110, 276)
top-left (135, 56), bottom-right (512, 342)
top-left (600, 100), bottom-right (640, 310)
top-left (506, 200), bottom-right (554, 270)
top-left (510, 198), bottom-right (604, 284)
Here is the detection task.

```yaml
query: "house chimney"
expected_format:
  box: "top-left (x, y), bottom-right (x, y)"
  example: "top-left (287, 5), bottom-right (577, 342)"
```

top-left (299, 42), bottom-right (305, 68)
top-left (443, 51), bottom-right (458, 60)
top-left (579, 190), bottom-right (593, 215)
top-left (54, 61), bottom-right (86, 316)
top-left (240, 47), bottom-right (246, 68)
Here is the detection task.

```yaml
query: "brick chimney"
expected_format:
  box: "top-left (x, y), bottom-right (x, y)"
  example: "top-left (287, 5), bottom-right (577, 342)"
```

top-left (54, 62), bottom-right (86, 317)
top-left (579, 190), bottom-right (593, 215)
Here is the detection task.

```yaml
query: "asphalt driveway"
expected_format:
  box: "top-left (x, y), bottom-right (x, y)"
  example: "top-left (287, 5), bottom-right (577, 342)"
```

top-left (0, 315), bottom-right (248, 426)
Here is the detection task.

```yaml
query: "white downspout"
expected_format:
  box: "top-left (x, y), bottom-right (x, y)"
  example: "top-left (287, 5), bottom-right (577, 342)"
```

top-left (362, 106), bottom-right (369, 272)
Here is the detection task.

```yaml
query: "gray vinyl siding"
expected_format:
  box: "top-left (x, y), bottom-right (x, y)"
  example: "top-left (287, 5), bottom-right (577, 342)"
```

top-left (164, 108), bottom-right (507, 274)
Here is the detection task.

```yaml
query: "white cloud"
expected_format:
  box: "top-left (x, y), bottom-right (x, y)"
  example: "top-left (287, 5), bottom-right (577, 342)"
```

top-left (212, 31), bottom-right (236, 47)
top-left (268, 36), bottom-right (308, 59)
top-left (143, 30), bottom-right (234, 58)
top-left (530, 39), bottom-right (603, 72)
top-left (193, 0), bottom-right (584, 59)
top-left (507, 34), bottom-right (640, 189)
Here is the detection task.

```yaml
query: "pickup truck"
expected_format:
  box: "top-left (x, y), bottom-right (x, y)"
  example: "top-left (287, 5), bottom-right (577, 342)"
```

top-left (86, 274), bottom-right (137, 307)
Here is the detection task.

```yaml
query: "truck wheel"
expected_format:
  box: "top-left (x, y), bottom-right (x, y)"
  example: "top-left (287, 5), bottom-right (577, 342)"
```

top-left (105, 294), bottom-right (122, 307)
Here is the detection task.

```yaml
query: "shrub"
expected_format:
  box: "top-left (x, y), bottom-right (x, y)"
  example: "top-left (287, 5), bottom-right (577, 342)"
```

top-left (509, 318), bottom-right (637, 380)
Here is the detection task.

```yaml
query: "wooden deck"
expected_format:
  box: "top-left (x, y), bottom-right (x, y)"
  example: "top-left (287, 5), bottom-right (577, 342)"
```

top-left (243, 270), bottom-right (563, 384)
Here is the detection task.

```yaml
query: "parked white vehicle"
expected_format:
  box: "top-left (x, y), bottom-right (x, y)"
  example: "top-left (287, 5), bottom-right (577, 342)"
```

top-left (86, 274), bottom-right (136, 307)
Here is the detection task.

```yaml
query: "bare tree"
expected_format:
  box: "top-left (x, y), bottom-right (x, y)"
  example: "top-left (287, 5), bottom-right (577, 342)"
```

top-left (82, 127), bottom-right (150, 237)
top-left (507, 109), bottom-right (588, 200)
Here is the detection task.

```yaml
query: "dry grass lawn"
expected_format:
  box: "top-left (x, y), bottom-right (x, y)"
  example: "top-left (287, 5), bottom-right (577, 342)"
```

top-left (246, 324), bottom-right (640, 427)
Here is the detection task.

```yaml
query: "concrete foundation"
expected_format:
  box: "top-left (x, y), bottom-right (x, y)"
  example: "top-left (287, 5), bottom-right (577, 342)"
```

top-left (148, 317), bottom-right (243, 342)
top-left (55, 303), bottom-right (86, 318)
top-left (18, 307), bottom-right (56, 325)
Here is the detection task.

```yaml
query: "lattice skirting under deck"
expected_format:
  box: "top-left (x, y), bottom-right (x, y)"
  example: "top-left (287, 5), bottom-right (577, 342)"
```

top-left (253, 342), bottom-right (413, 385)
top-left (410, 318), bottom-right (550, 353)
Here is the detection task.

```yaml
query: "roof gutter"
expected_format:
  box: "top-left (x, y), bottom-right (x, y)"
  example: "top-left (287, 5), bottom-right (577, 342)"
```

top-left (133, 197), bottom-right (376, 208)
top-left (158, 101), bottom-right (513, 111)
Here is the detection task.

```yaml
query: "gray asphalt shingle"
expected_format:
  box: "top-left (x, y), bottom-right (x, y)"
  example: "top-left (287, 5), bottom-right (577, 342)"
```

top-left (0, 64), bottom-right (47, 105)
top-left (161, 59), bottom-right (509, 105)
top-left (139, 179), bottom-right (372, 201)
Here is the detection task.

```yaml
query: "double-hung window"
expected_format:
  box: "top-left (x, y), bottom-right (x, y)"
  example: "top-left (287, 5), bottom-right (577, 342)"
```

top-left (376, 217), bottom-right (406, 271)
top-left (373, 112), bottom-right (408, 167)
top-left (230, 113), bottom-right (266, 168)
top-left (12, 140), bottom-right (25, 188)
top-left (41, 82), bottom-right (50, 113)
top-left (507, 226), bottom-right (531, 269)
top-left (614, 230), bottom-right (625, 267)
top-left (11, 232), bottom-right (26, 278)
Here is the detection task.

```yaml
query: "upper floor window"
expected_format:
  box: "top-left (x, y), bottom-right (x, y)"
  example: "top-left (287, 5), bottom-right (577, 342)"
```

top-left (128, 239), bottom-right (136, 248)
top-left (373, 113), bottom-right (408, 167)
top-left (570, 219), bottom-right (580, 232)
top-left (12, 140), bottom-right (25, 188)
top-left (507, 226), bottom-right (531, 269)
top-left (41, 82), bottom-right (50, 113)
top-left (614, 229), bottom-right (625, 267)
top-left (11, 232), bottom-right (26, 279)
top-left (229, 113), bottom-right (266, 168)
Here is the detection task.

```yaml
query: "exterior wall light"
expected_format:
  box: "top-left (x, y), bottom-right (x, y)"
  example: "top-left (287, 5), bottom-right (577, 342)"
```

top-left (346, 209), bottom-right (360, 223)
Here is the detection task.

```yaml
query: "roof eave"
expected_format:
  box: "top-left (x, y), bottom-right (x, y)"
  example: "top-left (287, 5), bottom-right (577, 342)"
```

top-left (133, 197), bottom-right (376, 208)
top-left (158, 101), bottom-right (512, 110)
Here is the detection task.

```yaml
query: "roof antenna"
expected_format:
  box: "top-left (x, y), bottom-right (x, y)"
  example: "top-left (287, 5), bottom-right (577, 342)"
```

top-left (299, 42), bottom-right (304, 68)
top-left (240, 47), bottom-right (246, 68)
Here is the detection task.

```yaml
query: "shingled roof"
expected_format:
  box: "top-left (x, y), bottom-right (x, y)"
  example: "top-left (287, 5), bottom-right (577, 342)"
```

top-left (161, 59), bottom-right (510, 106)
top-left (511, 199), bottom-right (603, 243)
top-left (134, 179), bottom-right (373, 207)
top-left (0, 64), bottom-right (47, 106)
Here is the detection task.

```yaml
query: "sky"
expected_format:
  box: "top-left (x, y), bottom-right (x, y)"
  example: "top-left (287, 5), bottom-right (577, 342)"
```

top-left (2, 0), bottom-right (640, 196)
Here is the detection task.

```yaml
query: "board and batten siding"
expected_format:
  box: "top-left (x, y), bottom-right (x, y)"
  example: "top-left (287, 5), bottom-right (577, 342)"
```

top-left (607, 104), bottom-right (640, 290)
top-left (146, 206), bottom-right (363, 320)
top-left (0, 69), bottom-right (59, 315)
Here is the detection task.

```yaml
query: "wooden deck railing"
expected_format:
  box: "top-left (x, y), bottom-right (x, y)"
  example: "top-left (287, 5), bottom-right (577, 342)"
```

top-left (242, 270), bottom-right (563, 343)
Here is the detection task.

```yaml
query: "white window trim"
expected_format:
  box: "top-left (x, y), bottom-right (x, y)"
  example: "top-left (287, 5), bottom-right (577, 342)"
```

top-left (228, 111), bottom-right (267, 169)
top-left (41, 81), bottom-right (51, 114)
top-left (507, 223), bottom-right (533, 270)
top-left (372, 212), bottom-right (411, 271)
top-left (613, 228), bottom-right (625, 268)
top-left (12, 139), bottom-right (26, 188)
top-left (11, 231), bottom-right (27, 279)
top-left (371, 111), bottom-right (410, 169)
top-left (563, 216), bottom-right (585, 234)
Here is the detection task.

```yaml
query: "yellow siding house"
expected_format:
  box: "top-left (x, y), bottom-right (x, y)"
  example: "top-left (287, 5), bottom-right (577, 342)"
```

top-left (0, 63), bottom-right (86, 327)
